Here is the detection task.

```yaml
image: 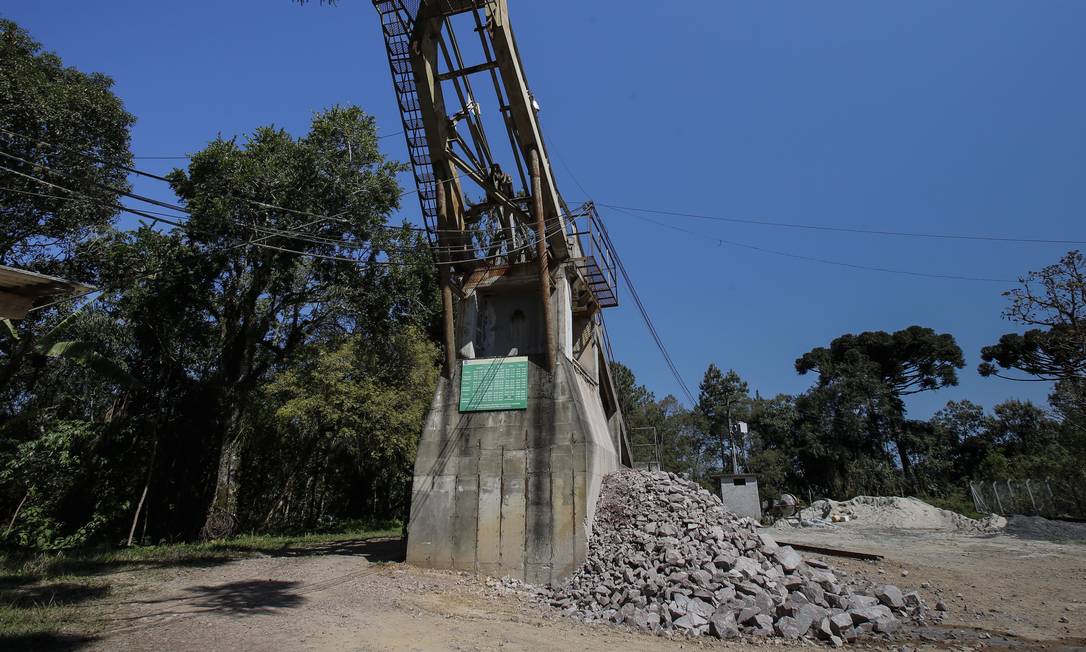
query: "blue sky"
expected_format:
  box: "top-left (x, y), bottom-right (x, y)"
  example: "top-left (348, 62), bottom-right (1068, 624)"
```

top-left (7, 1), bottom-right (1085, 418)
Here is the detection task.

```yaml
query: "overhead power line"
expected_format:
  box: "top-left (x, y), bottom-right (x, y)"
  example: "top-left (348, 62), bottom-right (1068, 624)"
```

top-left (0, 160), bottom-right (573, 272)
top-left (0, 177), bottom-right (560, 257)
top-left (607, 205), bottom-right (1015, 283)
top-left (0, 126), bottom-right (573, 254)
top-left (0, 148), bottom-right (192, 218)
top-left (600, 203), bottom-right (1086, 246)
top-left (0, 163), bottom-right (189, 228)
top-left (0, 127), bottom-right (425, 233)
top-left (590, 212), bottom-right (698, 406)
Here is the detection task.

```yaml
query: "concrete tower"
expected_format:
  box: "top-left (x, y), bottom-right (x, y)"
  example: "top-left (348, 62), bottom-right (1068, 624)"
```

top-left (373, 0), bottom-right (631, 583)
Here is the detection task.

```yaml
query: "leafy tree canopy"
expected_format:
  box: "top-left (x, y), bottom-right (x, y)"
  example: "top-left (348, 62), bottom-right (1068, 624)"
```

top-left (980, 251), bottom-right (1086, 415)
top-left (796, 325), bottom-right (963, 396)
top-left (0, 19), bottom-right (134, 270)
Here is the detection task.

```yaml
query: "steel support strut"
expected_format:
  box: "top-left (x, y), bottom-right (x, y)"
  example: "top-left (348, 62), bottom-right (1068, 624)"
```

top-left (437, 181), bottom-right (457, 379)
top-left (530, 149), bottom-right (555, 371)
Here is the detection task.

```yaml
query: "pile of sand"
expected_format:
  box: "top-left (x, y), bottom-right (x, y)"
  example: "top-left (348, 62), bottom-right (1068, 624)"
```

top-left (776, 496), bottom-right (1006, 532)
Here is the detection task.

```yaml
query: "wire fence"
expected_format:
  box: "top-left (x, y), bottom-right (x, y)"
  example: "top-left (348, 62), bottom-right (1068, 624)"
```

top-left (970, 477), bottom-right (1086, 519)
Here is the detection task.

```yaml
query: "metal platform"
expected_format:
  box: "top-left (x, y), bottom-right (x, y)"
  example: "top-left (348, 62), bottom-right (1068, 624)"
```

top-left (567, 203), bottom-right (618, 308)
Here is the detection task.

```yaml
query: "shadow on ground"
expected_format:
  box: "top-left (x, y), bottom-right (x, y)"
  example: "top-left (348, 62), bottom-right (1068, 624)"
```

top-left (3, 554), bottom-right (247, 584)
top-left (182, 579), bottom-right (305, 615)
top-left (1, 535), bottom-right (406, 584)
top-left (108, 538), bottom-right (404, 621)
top-left (0, 580), bottom-right (110, 607)
top-left (267, 536), bottom-right (405, 562)
top-left (0, 632), bottom-right (97, 651)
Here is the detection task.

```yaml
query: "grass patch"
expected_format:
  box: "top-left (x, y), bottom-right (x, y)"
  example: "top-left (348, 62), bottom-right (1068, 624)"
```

top-left (0, 604), bottom-right (95, 650)
top-left (0, 520), bottom-right (401, 648)
top-left (1, 519), bottom-right (402, 580)
top-left (0, 579), bottom-right (107, 650)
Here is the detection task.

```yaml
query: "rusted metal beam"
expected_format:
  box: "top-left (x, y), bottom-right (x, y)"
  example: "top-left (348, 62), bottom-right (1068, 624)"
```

top-left (530, 149), bottom-right (555, 372)
top-left (437, 60), bottom-right (498, 82)
top-left (773, 539), bottom-right (884, 561)
top-left (485, 0), bottom-right (568, 260)
top-left (436, 182), bottom-right (457, 379)
top-left (444, 149), bottom-right (533, 226)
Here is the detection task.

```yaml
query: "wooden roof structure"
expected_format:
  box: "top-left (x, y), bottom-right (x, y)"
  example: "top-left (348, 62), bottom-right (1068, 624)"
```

top-left (0, 265), bottom-right (94, 319)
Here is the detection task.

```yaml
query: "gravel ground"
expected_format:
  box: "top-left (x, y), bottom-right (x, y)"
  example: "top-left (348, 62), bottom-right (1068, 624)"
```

top-left (1003, 515), bottom-right (1086, 543)
top-left (61, 526), bottom-right (1086, 651)
top-left (772, 523), bottom-right (1086, 646)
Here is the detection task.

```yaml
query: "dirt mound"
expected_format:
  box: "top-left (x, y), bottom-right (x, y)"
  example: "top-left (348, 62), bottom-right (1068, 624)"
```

top-left (776, 496), bottom-right (1006, 532)
top-left (539, 470), bottom-right (937, 643)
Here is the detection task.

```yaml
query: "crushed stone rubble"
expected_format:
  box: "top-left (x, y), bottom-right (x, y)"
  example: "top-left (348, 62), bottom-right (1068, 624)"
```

top-left (525, 469), bottom-right (939, 644)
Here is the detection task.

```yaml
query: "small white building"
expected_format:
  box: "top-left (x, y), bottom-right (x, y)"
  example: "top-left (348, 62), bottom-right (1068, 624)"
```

top-left (719, 473), bottom-right (762, 520)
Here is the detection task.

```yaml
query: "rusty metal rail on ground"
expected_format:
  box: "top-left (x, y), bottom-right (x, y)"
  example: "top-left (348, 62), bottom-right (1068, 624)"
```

top-left (773, 540), bottom-right (884, 561)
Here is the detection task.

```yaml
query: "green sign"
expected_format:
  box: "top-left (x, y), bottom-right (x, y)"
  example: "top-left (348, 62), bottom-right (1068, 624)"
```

top-left (459, 356), bottom-right (529, 412)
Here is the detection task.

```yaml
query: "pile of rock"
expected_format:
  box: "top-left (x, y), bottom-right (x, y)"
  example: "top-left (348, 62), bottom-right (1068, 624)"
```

top-left (779, 496), bottom-right (1006, 532)
top-left (541, 469), bottom-right (929, 644)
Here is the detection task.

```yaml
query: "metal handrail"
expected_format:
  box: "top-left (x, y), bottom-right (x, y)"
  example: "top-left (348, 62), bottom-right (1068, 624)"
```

top-left (564, 203), bottom-right (619, 301)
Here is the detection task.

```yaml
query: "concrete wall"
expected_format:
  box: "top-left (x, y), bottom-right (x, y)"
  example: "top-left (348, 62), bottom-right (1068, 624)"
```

top-left (406, 354), bottom-right (620, 584)
top-left (719, 474), bottom-right (762, 520)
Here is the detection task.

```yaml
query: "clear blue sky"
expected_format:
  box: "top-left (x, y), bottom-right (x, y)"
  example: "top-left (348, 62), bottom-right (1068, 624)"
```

top-left (7, 1), bottom-right (1085, 418)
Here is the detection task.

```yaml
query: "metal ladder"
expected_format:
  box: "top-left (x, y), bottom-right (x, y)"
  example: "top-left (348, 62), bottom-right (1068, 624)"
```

top-left (373, 1), bottom-right (438, 243)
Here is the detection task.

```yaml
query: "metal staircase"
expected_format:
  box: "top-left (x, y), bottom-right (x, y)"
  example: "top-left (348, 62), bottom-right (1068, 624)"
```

top-left (374, 1), bottom-right (438, 243)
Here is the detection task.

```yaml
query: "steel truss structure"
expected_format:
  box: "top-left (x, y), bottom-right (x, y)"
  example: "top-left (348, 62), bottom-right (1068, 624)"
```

top-left (373, 0), bottom-right (617, 311)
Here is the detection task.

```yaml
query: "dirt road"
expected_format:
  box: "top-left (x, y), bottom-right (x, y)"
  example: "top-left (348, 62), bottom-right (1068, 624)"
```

top-left (81, 538), bottom-right (717, 652)
top-left (772, 524), bottom-right (1086, 646)
top-left (73, 531), bottom-right (1086, 651)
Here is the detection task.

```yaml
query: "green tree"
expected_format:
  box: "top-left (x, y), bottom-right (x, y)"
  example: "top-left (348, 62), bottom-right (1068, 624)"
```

top-left (610, 362), bottom-right (695, 477)
top-left (795, 326), bottom-right (964, 493)
top-left (0, 20), bottom-right (140, 548)
top-left (980, 250), bottom-right (1086, 418)
top-left (0, 19), bottom-right (135, 395)
top-left (1, 18), bottom-right (443, 549)
top-left (931, 400), bottom-right (989, 481)
top-left (254, 328), bottom-right (438, 528)
top-left (746, 394), bottom-right (797, 500)
top-left (695, 364), bottom-right (750, 475)
top-left (161, 106), bottom-right (420, 538)
top-left (0, 19), bottom-right (134, 268)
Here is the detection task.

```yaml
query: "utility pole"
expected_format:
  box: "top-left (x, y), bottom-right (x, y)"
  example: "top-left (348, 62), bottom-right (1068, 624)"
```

top-left (729, 417), bottom-right (737, 474)
top-left (730, 420), bottom-right (748, 474)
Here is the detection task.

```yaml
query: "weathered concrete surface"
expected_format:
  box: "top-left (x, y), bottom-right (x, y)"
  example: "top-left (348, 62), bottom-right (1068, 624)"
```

top-left (719, 473), bottom-right (762, 520)
top-left (406, 354), bottom-right (620, 584)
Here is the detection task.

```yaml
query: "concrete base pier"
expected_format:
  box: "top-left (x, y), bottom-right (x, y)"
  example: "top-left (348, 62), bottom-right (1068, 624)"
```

top-left (406, 354), bottom-right (622, 584)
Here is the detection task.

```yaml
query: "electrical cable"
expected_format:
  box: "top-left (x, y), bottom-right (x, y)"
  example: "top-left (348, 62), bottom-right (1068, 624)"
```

top-left (1, 127), bottom-right (586, 257)
top-left (9, 127), bottom-right (1082, 247)
top-left (589, 209), bottom-right (699, 406)
top-left (0, 149), bottom-right (193, 217)
top-left (0, 163), bottom-right (189, 229)
top-left (2, 159), bottom-right (570, 271)
top-left (607, 205), bottom-right (1016, 284)
top-left (0, 142), bottom-right (560, 254)
top-left (2, 167), bottom-right (569, 266)
top-left (2, 127), bottom-right (574, 244)
top-left (0, 166), bottom-right (564, 262)
top-left (600, 203), bottom-right (1086, 246)
top-left (0, 127), bottom-right (424, 232)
